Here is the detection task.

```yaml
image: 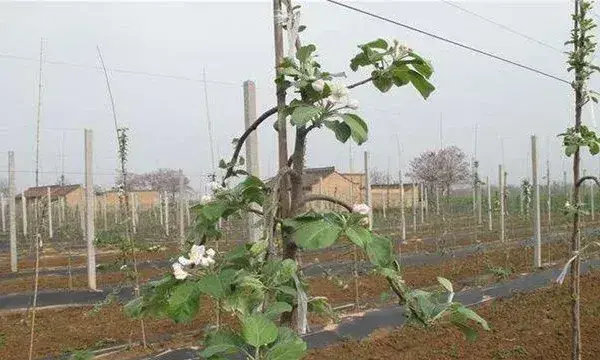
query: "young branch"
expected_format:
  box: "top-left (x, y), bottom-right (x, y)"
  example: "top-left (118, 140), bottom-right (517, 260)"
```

top-left (222, 76), bottom-right (373, 183)
top-left (301, 194), bottom-right (353, 212)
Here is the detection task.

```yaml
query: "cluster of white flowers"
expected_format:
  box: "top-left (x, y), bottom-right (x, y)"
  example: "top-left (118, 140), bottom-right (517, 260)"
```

top-left (208, 181), bottom-right (223, 193)
top-left (352, 203), bottom-right (371, 215)
top-left (311, 79), bottom-right (359, 110)
top-left (200, 194), bottom-right (213, 205)
top-left (390, 39), bottom-right (411, 60)
top-left (172, 244), bottom-right (216, 280)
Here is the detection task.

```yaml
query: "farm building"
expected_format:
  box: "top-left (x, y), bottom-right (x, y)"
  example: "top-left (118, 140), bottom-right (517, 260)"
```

top-left (16, 184), bottom-right (85, 208)
top-left (300, 167), bottom-right (419, 210)
top-left (97, 190), bottom-right (160, 210)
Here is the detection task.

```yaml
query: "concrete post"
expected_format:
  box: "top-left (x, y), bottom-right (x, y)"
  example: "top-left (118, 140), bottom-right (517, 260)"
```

top-left (487, 176), bottom-right (492, 231)
top-left (47, 187), bottom-right (53, 238)
top-left (164, 191), bottom-right (170, 236)
top-left (79, 192), bottom-right (85, 238)
top-left (399, 170), bottom-right (406, 241)
top-left (590, 171), bottom-right (595, 221)
top-left (21, 191), bottom-right (27, 237)
top-left (475, 161), bottom-right (482, 225)
top-left (8, 151), bottom-right (17, 272)
top-left (424, 184), bottom-right (428, 217)
top-left (84, 129), bottom-right (97, 289)
top-left (364, 152), bottom-right (372, 229)
top-left (412, 183), bottom-right (417, 233)
top-left (102, 194), bottom-right (108, 231)
top-left (0, 193), bottom-right (5, 233)
top-left (531, 135), bottom-right (542, 268)
top-left (179, 170), bottom-right (184, 242)
top-left (159, 193), bottom-right (164, 226)
top-left (58, 197), bottom-right (63, 228)
top-left (547, 160), bottom-right (552, 225)
top-left (185, 198), bottom-right (190, 227)
top-left (243, 80), bottom-right (262, 242)
top-left (420, 183), bottom-right (424, 224)
top-left (499, 164), bottom-right (505, 242)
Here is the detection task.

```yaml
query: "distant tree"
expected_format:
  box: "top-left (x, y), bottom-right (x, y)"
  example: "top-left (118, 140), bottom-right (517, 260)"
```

top-left (116, 168), bottom-right (191, 199)
top-left (408, 146), bottom-right (469, 195)
top-left (370, 168), bottom-right (395, 185)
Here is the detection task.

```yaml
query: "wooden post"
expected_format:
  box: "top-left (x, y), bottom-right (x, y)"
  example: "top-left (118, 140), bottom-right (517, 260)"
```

top-left (47, 187), bottom-right (53, 239)
top-left (84, 129), bottom-right (97, 290)
top-left (243, 80), bottom-right (262, 242)
top-left (487, 176), bottom-right (492, 231)
top-left (179, 170), bottom-right (184, 242)
top-left (499, 164), bottom-right (505, 242)
top-left (0, 193), bottom-right (5, 233)
top-left (164, 191), bottom-right (170, 236)
top-left (364, 151), bottom-right (373, 228)
top-left (21, 191), bottom-right (27, 237)
top-left (531, 135), bottom-right (542, 268)
top-left (8, 151), bottom-right (17, 272)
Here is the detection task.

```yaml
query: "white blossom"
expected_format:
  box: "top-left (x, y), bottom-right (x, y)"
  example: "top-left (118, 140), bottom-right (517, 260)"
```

top-left (172, 262), bottom-right (190, 280)
top-left (209, 182), bottom-right (223, 193)
top-left (327, 81), bottom-right (349, 104)
top-left (200, 194), bottom-right (213, 204)
top-left (120, 264), bottom-right (128, 271)
top-left (206, 248), bottom-right (216, 258)
top-left (200, 256), bottom-right (215, 267)
top-left (312, 79), bottom-right (325, 92)
top-left (391, 39), bottom-right (411, 59)
top-left (352, 203), bottom-right (371, 215)
top-left (347, 98), bottom-right (359, 110)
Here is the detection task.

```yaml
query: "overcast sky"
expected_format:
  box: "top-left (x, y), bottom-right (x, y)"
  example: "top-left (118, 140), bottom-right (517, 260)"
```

top-left (0, 1), bottom-right (597, 192)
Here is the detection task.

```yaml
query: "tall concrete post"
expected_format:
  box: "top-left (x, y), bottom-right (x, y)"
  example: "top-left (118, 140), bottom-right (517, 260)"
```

top-left (499, 164), bottom-right (505, 242)
top-left (8, 151), bottom-right (17, 272)
top-left (243, 80), bottom-right (262, 242)
top-left (59, 197), bottom-right (65, 227)
top-left (185, 198), bottom-right (190, 227)
top-left (435, 185), bottom-right (440, 216)
top-left (47, 187), bottom-right (53, 238)
top-left (164, 191), bottom-right (170, 236)
top-left (179, 170), bottom-right (184, 242)
top-left (130, 193), bottom-right (137, 234)
top-left (420, 183), bottom-right (425, 224)
top-left (21, 191), bottom-right (27, 237)
top-left (547, 160), bottom-right (552, 225)
top-left (159, 193), bottom-right (164, 226)
top-left (0, 193), bottom-right (5, 233)
top-left (364, 152), bottom-right (372, 229)
top-left (475, 161), bottom-right (482, 225)
top-left (487, 176), bottom-right (492, 231)
top-left (531, 135), bottom-right (542, 268)
top-left (399, 169), bottom-right (406, 241)
top-left (84, 129), bottom-right (97, 289)
top-left (412, 183), bottom-right (417, 232)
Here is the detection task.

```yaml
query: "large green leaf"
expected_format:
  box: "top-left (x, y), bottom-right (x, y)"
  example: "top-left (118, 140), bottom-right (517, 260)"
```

top-left (166, 281), bottom-right (201, 323)
top-left (340, 114), bottom-right (368, 145)
top-left (409, 53), bottom-right (434, 79)
top-left (373, 74), bottom-right (394, 93)
top-left (345, 225), bottom-right (372, 248)
top-left (264, 302), bottom-right (293, 320)
top-left (199, 330), bottom-right (245, 359)
top-left (266, 328), bottom-right (307, 360)
top-left (407, 70), bottom-right (435, 99)
top-left (363, 38), bottom-right (388, 50)
top-left (197, 269), bottom-right (236, 299)
top-left (201, 200), bottom-right (228, 221)
top-left (242, 314), bottom-right (279, 347)
top-left (291, 105), bottom-right (322, 126)
top-left (455, 306), bottom-right (490, 330)
top-left (365, 235), bottom-right (394, 268)
top-left (296, 44), bottom-right (316, 63)
top-left (324, 120), bottom-right (351, 143)
top-left (284, 214), bottom-right (344, 250)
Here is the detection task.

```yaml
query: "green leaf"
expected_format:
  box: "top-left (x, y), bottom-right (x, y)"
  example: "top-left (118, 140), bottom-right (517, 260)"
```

top-left (340, 113), bottom-right (368, 145)
top-left (350, 52), bottom-right (370, 72)
top-left (218, 159), bottom-right (228, 169)
top-left (565, 144), bottom-right (577, 156)
top-left (437, 277), bottom-right (453, 293)
top-left (242, 314), bottom-right (279, 347)
top-left (197, 270), bottom-right (236, 299)
top-left (283, 214), bottom-right (344, 250)
top-left (345, 225), bottom-right (372, 248)
top-left (276, 285), bottom-right (298, 297)
top-left (409, 53), bottom-right (434, 79)
top-left (407, 70), bottom-right (435, 99)
top-left (296, 44), bottom-right (317, 63)
top-left (166, 281), bottom-right (201, 323)
top-left (291, 105), bottom-right (322, 126)
top-left (363, 38), bottom-right (388, 50)
top-left (266, 340), bottom-right (307, 360)
top-left (455, 306), bottom-right (490, 330)
top-left (589, 141), bottom-right (600, 155)
top-left (124, 297), bottom-right (143, 318)
top-left (201, 201), bottom-right (227, 221)
top-left (264, 302), bottom-right (293, 320)
top-left (324, 120), bottom-right (351, 143)
top-left (200, 330), bottom-right (244, 358)
top-left (452, 320), bottom-right (478, 342)
top-left (199, 344), bottom-right (238, 358)
top-left (365, 235), bottom-right (394, 268)
top-left (373, 75), bottom-right (393, 93)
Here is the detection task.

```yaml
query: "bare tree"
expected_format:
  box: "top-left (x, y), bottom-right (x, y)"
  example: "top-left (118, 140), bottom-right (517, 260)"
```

top-left (116, 168), bottom-right (190, 199)
top-left (408, 146), bottom-right (469, 195)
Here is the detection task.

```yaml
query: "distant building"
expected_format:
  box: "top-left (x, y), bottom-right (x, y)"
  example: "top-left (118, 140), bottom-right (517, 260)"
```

top-left (98, 189), bottom-right (160, 210)
top-left (293, 166), bottom-right (419, 210)
top-left (16, 184), bottom-right (84, 207)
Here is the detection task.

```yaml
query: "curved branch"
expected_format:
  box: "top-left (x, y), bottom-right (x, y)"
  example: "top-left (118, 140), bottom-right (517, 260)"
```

top-left (223, 106), bottom-right (277, 183)
top-left (576, 175), bottom-right (600, 188)
top-left (222, 76), bottom-right (373, 184)
top-left (301, 194), bottom-right (353, 212)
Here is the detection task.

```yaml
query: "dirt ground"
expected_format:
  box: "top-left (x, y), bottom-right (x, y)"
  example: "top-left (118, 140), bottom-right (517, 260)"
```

top-left (305, 271), bottom-right (600, 360)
